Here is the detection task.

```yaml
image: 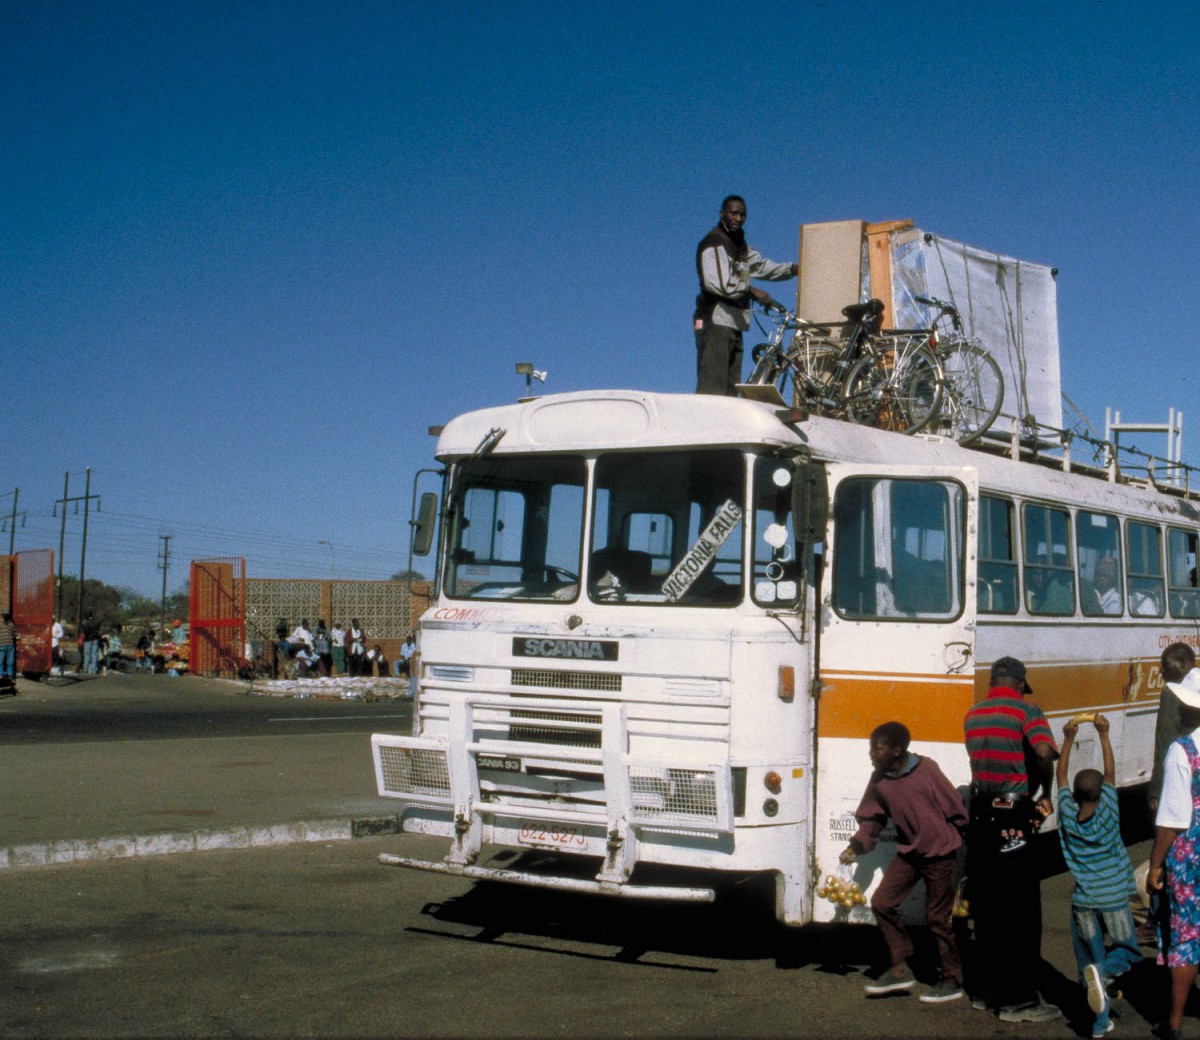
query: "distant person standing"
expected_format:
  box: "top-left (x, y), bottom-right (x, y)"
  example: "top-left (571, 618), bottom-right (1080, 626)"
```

top-left (347, 618), bottom-right (366, 676)
top-left (313, 621), bottom-right (332, 677)
top-left (693, 195), bottom-right (798, 395)
top-left (104, 625), bottom-right (123, 673)
top-left (0, 611), bottom-right (16, 680)
top-left (331, 622), bottom-right (346, 676)
top-left (82, 612), bottom-right (101, 674)
top-left (273, 617), bottom-right (291, 679)
top-left (51, 616), bottom-right (64, 673)
top-left (135, 630), bottom-right (154, 673)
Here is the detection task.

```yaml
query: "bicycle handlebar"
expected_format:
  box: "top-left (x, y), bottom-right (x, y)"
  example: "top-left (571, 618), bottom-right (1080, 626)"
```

top-left (913, 295), bottom-right (963, 332)
top-left (914, 294), bottom-right (958, 316)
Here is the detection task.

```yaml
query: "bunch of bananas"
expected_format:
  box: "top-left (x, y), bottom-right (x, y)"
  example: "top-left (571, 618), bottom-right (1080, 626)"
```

top-left (816, 873), bottom-right (867, 908)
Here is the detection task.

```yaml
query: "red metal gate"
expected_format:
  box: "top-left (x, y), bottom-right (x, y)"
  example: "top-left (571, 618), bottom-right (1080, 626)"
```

top-left (189, 557), bottom-right (246, 677)
top-left (4, 549), bottom-right (55, 675)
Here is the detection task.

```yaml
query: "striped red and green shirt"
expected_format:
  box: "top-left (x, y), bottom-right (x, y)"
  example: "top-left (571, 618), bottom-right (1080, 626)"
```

top-left (964, 685), bottom-right (1057, 796)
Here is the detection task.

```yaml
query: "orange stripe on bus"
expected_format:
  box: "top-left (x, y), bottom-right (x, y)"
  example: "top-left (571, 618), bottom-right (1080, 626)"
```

top-left (972, 659), bottom-right (1163, 714)
top-left (817, 675), bottom-right (975, 742)
top-left (817, 659), bottom-right (1166, 743)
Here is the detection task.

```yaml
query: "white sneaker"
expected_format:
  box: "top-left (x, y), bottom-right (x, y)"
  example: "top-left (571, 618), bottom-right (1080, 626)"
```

top-left (1085, 964), bottom-right (1108, 1015)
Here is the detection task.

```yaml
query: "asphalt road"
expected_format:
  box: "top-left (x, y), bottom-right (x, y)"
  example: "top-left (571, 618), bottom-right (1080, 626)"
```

top-left (1, 832), bottom-right (1173, 1039)
top-left (0, 673), bottom-right (1179, 1038)
top-left (0, 672), bottom-right (414, 851)
top-left (0, 672), bottom-right (411, 744)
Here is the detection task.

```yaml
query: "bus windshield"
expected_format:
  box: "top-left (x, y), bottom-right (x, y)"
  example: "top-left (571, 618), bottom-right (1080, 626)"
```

top-left (589, 449), bottom-right (746, 606)
top-left (445, 455), bottom-right (586, 601)
top-left (446, 449), bottom-right (806, 607)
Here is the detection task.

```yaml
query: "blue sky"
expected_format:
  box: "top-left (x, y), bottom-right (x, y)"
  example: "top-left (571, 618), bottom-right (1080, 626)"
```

top-left (4, 0), bottom-right (1198, 597)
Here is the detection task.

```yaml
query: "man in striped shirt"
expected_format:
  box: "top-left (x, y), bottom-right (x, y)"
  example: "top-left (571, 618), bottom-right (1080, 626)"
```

top-left (962, 656), bottom-right (1061, 1022)
top-left (1057, 712), bottom-right (1141, 1038)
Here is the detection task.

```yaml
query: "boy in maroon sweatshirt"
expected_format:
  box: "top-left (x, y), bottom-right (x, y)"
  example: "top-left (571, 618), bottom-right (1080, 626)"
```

top-left (840, 721), bottom-right (969, 1003)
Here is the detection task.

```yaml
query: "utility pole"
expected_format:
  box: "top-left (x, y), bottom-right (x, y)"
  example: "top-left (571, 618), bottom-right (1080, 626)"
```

top-left (56, 472), bottom-right (68, 621)
top-left (3, 487), bottom-right (20, 555)
top-left (77, 467), bottom-right (93, 633)
top-left (157, 534), bottom-right (172, 635)
top-left (53, 469), bottom-right (100, 631)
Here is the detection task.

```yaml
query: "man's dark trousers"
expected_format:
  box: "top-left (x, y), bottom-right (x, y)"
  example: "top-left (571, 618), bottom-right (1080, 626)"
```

top-left (965, 796), bottom-right (1043, 1008)
top-left (694, 321), bottom-right (742, 395)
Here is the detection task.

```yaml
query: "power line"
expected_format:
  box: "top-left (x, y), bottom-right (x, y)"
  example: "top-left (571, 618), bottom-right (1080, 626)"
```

top-left (53, 469), bottom-right (101, 627)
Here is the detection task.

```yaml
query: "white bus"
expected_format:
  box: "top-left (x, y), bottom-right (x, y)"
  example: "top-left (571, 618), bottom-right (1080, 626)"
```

top-left (371, 389), bottom-right (1200, 925)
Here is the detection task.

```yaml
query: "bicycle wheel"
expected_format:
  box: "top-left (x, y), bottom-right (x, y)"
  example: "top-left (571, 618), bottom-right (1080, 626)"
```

top-left (784, 336), bottom-right (843, 414)
top-left (841, 341), bottom-right (942, 434)
top-left (935, 339), bottom-right (1004, 444)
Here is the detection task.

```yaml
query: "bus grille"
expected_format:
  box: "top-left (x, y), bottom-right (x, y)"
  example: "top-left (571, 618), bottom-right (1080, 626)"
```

top-left (629, 765), bottom-right (720, 822)
top-left (376, 745), bottom-right (451, 798)
top-left (509, 708), bottom-right (602, 748)
top-left (511, 668), bottom-right (622, 692)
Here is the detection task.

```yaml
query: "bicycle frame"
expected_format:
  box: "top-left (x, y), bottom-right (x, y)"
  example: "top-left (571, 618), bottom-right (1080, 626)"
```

top-left (747, 301), bottom-right (944, 434)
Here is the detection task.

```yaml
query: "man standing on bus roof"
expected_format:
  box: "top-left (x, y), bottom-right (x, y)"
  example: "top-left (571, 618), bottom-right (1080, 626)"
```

top-left (963, 656), bottom-right (1061, 1022)
top-left (693, 195), bottom-right (798, 396)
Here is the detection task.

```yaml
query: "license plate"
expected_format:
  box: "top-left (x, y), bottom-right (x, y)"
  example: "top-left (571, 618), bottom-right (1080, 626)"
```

top-left (518, 821), bottom-right (589, 849)
top-left (477, 754), bottom-right (522, 773)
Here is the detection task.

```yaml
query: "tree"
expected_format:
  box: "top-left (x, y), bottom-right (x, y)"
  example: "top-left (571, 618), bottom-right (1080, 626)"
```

top-left (53, 575), bottom-right (189, 635)
top-left (57, 576), bottom-right (123, 630)
top-left (389, 570), bottom-right (426, 582)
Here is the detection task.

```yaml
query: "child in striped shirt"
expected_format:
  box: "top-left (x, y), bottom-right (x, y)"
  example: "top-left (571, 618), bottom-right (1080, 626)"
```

top-left (1057, 713), bottom-right (1142, 1038)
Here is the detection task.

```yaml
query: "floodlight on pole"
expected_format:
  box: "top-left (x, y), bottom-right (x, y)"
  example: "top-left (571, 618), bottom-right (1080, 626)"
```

top-left (515, 362), bottom-right (547, 397)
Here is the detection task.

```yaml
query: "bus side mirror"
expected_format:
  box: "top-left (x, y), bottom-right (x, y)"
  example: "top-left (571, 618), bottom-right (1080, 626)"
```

top-left (793, 463), bottom-right (828, 544)
top-left (412, 492), bottom-right (438, 556)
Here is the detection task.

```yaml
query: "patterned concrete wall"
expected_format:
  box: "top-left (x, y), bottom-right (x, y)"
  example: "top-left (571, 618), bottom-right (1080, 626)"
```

top-left (244, 579), bottom-right (429, 660)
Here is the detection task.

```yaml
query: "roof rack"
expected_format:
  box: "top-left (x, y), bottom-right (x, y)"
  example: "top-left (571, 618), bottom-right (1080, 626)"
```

top-left (964, 409), bottom-right (1197, 499)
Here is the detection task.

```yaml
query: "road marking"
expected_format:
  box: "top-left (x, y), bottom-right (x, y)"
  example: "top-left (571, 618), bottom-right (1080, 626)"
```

top-left (268, 714), bottom-right (408, 724)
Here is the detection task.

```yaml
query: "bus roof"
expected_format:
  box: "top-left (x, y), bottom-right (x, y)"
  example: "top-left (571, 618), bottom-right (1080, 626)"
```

top-left (435, 390), bottom-right (803, 457)
top-left (435, 389), bottom-right (1200, 525)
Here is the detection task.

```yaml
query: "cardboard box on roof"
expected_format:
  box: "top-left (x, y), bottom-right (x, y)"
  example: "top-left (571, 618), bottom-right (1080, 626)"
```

top-left (795, 219), bottom-right (1062, 434)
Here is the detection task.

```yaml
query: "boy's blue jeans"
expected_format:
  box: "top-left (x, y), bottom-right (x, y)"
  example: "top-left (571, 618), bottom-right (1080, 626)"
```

top-left (1070, 903), bottom-right (1143, 1031)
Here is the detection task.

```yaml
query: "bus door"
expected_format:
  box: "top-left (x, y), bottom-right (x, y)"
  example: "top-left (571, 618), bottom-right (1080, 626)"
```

top-left (812, 463), bottom-right (978, 923)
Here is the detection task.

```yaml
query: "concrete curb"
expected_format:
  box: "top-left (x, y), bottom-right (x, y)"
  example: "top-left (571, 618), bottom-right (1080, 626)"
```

top-left (0, 815), bottom-right (402, 871)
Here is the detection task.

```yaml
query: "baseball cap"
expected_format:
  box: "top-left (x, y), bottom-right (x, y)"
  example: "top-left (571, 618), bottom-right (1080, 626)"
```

top-left (1168, 668), bottom-right (1200, 710)
top-left (991, 656), bottom-right (1032, 693)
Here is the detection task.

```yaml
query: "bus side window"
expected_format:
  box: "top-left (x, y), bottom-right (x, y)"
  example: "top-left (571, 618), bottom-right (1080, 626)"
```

top-left (1127, 521), bottom-right (1165, 617)
top-left (1078, 511), bottom-right (1123, 617)
top-left (978, 495), bottom-right (1017, 614)
top-left (1168, 528), bottom-right (1200, 618)
top-left (1022, 503), bottom-right (1076, 616)
top-left (833, 476), bottom-right (964, 620)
